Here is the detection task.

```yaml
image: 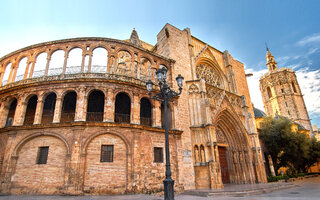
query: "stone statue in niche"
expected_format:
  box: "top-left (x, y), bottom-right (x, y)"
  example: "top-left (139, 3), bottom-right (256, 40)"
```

top-left (194, 146), bottom-right (199, 163)
top-left (140, 58), bottom-right (151, 81)
top-left (117, 51), bottom-right (132, 76)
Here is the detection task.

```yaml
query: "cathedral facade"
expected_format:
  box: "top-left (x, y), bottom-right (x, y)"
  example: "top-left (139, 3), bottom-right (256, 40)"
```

top-left (0, 24), bottom-right (266, 195)
top-left (259, 48), bottom-right (312, 132)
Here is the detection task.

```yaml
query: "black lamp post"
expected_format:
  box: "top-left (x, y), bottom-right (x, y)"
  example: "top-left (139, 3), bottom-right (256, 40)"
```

top-left (146, 68), bottom-right (184, 200)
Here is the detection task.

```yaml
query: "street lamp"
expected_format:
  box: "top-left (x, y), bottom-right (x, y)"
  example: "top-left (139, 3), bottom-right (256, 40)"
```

top-left (146, 67), bottom-right (184, 200)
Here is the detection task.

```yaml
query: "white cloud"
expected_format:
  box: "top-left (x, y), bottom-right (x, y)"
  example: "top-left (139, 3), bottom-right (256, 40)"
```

top-left (296, 68), bottom-right (320, 116)
top-left (245, 67), bottom-right (268, 112)
top-left (297, 33), bottom-right (320, 46)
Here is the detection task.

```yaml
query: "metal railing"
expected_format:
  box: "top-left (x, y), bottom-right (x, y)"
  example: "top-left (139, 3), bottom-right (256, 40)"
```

top-left (140, 117), bottom-right (152, 126)
top-left (86, 112), bottom-right (103, 122)
top-left (115, 113), bottom-right (130, 124)
top-left (41, 113), bottom-right (54, 124)
top-left (60, 112), bottom-right (75, 122)
top-left (23, 115), bottom-right (35, 125)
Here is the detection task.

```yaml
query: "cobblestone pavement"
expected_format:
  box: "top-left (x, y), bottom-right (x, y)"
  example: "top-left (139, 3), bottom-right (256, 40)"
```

top-left (1, 176), bottom-right (319, 200)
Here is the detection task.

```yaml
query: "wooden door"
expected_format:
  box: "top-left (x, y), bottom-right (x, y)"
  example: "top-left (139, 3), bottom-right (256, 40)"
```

top-left (218, 147), bottom-right (230, 184)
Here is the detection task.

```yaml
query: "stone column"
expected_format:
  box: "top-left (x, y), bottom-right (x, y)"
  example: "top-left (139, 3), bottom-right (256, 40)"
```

top-left (53, 97), bottom-right (63, 123)
top-left (0, 100), bottom-right (9, 128)
top-left (0, 132), bottom-right (17, 193)
top-left (28, 61), bottom-right (36, 78)
top-left (62, 51), bottom-right (68, 75)
top-left (11, 62), bottom-right (18, 82)
top-left (87, 53), bottom-right (93, 73)
top-left (103, 88), bottom-right (114, 122)
top-left (65, 128), bottom-right (83, 194)
top-left (0, 68), bottom-right (4, 85)
top-left (131, 94), bottom-right (140, 124)
top-left (152, 100), bottom-right (161, 127)
top-left (44, 54), bottom-right (51, 76)
top-left (7, 63), bottom-right (14, 84)
top-left (23, 61), bottom-right (31, 79)
top-left (33, 97), bottom-right (44, 125)
top-left (16, 100), bottom-right (28, 126)
top-left (75, 87), bottom-right (87, 121)
top-left (12, 96), bottom-right (25, 126)
top-left (80, 53), bottom-right (86, 73)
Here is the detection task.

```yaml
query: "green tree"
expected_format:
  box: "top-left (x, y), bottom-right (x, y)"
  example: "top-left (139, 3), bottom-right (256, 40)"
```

top-left (259, 116), bottom-right (293, 175)
top-left (259, 116), bottom-right (320, 174)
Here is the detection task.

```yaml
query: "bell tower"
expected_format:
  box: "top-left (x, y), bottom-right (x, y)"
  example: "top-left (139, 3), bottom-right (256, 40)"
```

top-left (259, 48), bottom-right (312, 131)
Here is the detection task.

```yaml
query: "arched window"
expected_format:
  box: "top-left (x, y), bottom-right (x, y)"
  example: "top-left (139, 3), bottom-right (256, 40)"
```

top-left (2, 63), bottom-right (12, 85)
top-left (66, 48), bottom-right (82, 74)
top-left (15, 57), bottom-right (27, 82)
top-left (86, 90), bottom-right (104, 121)
top-left (91, 47), bottom-right (108, 73)
top-left (115, 92), bottom-right (131, 124)
top-left (292, 81), bottom-right (297, 93)
top-left (5, 98), bottom-right (17, 127)
top-left (140, 58), bottom-right (152, 81)
top-left (140, 97), bottom-right (152, 126)
top-left (48, 50), bottom-right (65, 76)
top-left (200, 145), bottom-right (206, 163)
top-left (194, 145), bottom-right (200, 163)
top-left (61, 91), bottom-right (77, 122)
top-left (33, 52), bottom-right (47, 78)
top-left (161, 102), bottom-right (172, 129)
top-left (267, 87), bottom-right (272, 99)
top-left (42, 93), bottom-right (56, 124)
top-left (24, 95), bottom-right (38, 125)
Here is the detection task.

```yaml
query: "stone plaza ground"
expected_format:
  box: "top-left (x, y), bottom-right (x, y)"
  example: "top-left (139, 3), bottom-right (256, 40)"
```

top-left (1, 176), bottom-right (319, 200)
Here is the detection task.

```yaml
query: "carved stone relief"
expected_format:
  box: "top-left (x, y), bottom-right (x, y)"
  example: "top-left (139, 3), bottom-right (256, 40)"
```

top-left (196, 64), bottom-right (222, 88)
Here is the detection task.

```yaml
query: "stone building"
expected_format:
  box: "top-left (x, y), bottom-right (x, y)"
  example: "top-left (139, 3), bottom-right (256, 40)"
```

top-left (0, 24), bottom-right (266, 195)
top-left (259, 48), bottom-right (312, 132)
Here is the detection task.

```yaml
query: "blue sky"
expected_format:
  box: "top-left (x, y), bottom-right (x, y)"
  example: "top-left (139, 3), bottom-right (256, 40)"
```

top-left (1, 0), bottom-right (320, 127)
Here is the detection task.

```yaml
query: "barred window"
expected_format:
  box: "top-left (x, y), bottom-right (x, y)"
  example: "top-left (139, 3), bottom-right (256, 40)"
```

top-left (101, 145), bottom-right (114, 162)
top-left (154, 147), bottom-right (163, 163)
top-left (37, 146), bottom-right (49, 164)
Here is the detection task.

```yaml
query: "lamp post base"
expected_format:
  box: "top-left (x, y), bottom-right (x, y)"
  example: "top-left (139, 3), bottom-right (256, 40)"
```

top-left (163, 178), bottom-right (174, 200)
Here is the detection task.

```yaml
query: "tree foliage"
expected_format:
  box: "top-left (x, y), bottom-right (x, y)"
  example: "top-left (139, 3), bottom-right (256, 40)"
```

top-left (259, 116), bottom-right (320, 174)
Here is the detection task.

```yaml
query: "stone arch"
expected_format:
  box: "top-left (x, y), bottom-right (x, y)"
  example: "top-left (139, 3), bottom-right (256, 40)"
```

top-left (86, 89), bottom-right (105, 122)
top-left (114, 92), bottom-right (131, 124)
top-left (11, 132), bottom-right (70, 194)
top-left (81, 131), bottom-right (131, 155)
top-left (82, 131), bottom-right (130, 193)
top-left (66, 47), bottom-right (82, 74)
top-left (12, 131), bottom-right (71, 157)
top-left (140, 97), bottom-right (152, 126)
top-left (33, 52), bottom-right (47, 77)
top-left (214, 108), bottom-right (253, 184)
top-left (91, 46), bottom-right (108, 73)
